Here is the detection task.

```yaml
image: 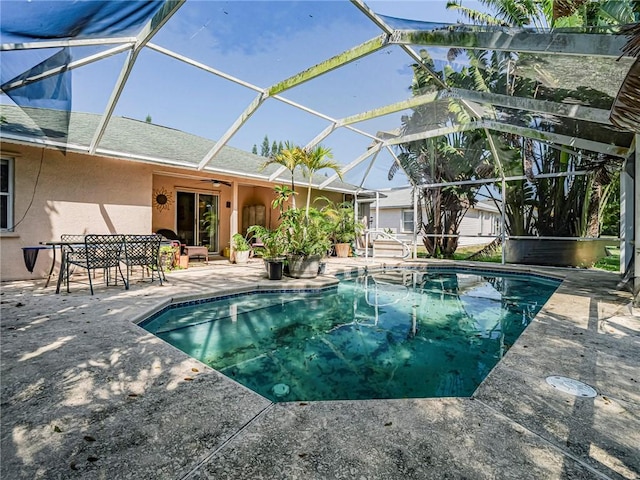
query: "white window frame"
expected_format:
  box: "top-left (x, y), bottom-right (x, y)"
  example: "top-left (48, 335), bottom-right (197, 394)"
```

top-left (0, 157), bottom-right (14, 232)
top-left (401, 209), bottom-right (414, 233)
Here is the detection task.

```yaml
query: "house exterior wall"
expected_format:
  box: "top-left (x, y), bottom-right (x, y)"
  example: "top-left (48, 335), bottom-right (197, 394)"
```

top-left (374, 208), bottom-right (411, 237)
top-left (373, 206), bottom-right (500, 247)
top-left (1, 142), bottom-right (351, 282)
top-left (1, 144), bottom-right (153, 281)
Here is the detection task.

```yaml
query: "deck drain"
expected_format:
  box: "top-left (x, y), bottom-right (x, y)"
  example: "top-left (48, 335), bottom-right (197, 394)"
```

top-left (545, 376), bottom-right (597, 398)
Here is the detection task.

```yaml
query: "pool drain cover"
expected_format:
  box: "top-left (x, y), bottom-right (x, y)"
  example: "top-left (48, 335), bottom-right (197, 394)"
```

top-left (545, 376), bottom-right (597, 398)
top-left (272, 383), bottom-right (290, 397)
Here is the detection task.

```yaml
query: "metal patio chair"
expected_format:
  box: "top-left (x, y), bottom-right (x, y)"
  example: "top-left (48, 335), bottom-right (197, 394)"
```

top-left (122, 234), bottom-right (163, 285)
top-left (65, 234), bottom-right (128, 294)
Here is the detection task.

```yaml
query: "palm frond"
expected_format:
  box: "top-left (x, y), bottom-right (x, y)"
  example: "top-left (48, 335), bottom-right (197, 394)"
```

top-left (446, 1), bottom-right (508, 25)
top-left (388, 161), bottom-right (401, 181)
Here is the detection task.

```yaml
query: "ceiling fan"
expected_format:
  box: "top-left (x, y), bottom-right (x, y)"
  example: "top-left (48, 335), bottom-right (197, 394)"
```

top-left (200, 179), bottom-right (232, 187)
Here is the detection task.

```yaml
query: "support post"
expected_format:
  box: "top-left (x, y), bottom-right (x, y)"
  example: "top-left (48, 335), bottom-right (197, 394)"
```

top-left (501, 178), bottom-right (506, 265)
top-left (620, 156), bottom-right (634, 275)
top-left (231, 181), bottom-right (239, 247)
top-left (635, 138), bottom-right (640, 304)
top-left (413, 187), bottom-right (418, 259)
top-left (375, 191), bottom-right (380, 232)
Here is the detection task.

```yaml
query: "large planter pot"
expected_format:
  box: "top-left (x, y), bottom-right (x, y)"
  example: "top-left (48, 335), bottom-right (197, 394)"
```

top-left (334, 243), bottom-right (351, 258)
top-left (234, 250), bottom-right (250, 264)
top-left (505, 238), bottom-right (613, 267)
top-left (286, 254), bottom-right (321, 279)
top-left (264, 257), bottom-right (285, 280)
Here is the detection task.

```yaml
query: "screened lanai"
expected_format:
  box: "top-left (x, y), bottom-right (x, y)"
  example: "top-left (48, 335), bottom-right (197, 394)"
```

top-left (1, 0), bottom-right (639, 300)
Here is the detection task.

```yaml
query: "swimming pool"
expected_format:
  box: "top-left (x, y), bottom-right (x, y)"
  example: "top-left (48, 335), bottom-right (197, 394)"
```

top-left (141, 268), bottom-right (560, 402)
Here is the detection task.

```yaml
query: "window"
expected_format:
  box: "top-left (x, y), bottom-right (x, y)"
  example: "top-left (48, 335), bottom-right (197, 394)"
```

top-left (0, 158), bottom-right (13, 231)
top-left (402, 210), bottom-right (414, 233)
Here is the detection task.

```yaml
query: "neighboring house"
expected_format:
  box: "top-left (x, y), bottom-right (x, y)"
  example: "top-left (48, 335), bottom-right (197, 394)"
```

top-left (370, 188), bottom-right (501, 247)
top-left (0, 105), bottom-right (364, 281)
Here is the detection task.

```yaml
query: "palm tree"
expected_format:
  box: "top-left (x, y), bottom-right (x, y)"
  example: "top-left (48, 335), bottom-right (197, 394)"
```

top-left (446, 0), bottom-right (637, 28)
top-left (446, 0), bottom-right (546, 28)
top-left (298, 145), bottom-right (343, 218)
top-left (260, 141), bottom-right (303, 208)
top-left (271, 185), bottom-right (296, 217)
top-left (444, 0), bottom-right (635, 241)
top-left (394, 48), bottom-right (499, 257)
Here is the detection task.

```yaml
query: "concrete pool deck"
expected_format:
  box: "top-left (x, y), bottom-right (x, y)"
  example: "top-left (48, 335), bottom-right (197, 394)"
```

top-left (1, 257), bottom-right (638, 479)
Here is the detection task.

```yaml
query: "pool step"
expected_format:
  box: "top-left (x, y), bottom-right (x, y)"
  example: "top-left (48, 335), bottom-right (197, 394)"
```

top-left (373, 239), bottom-right (408, 259)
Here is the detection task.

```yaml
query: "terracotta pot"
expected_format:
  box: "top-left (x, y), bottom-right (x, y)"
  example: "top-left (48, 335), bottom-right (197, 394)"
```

top-left (334, 243), bottom-right (350, 258)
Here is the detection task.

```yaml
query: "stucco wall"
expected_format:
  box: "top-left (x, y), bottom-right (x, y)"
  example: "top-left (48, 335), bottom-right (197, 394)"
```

top-left (1, 145), bottom-right (153, 281)
top-left (1, 142), bottom-right (355, 282)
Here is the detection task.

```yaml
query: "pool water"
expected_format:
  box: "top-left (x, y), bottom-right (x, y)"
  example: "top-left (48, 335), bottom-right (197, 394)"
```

top-left (141, 269), bottom-right (560, 402)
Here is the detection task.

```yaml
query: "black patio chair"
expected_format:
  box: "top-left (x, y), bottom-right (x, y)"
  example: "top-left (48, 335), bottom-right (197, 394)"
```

top-left (65, 234), bottom-right (128, 294)
top-left (156, 228), bottom-right (186, 254)
top-left (122, 234), bottom-right (163, 285)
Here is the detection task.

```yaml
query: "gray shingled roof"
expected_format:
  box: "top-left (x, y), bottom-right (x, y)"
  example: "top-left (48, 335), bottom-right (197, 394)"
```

top-left (0, 105), bottom-right (368, 195)
top-left (372, 187), bottom-right (499, 213)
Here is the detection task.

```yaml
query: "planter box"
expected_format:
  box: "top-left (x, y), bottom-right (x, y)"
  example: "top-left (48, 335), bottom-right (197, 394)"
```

top-left (286, 254), bottom-right (320, 279)
top-left (505, 238), bottom-right (613, 268)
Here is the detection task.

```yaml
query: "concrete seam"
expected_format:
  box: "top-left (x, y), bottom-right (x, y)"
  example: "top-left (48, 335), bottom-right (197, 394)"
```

top-left (178, 402), bottom-right (276, 480)
top-left (474, 398), bottom-right (615, 480)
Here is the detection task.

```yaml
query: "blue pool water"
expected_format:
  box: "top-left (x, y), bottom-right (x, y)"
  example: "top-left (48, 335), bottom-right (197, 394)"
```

top-left (141, 268), bottom-right (560, 402)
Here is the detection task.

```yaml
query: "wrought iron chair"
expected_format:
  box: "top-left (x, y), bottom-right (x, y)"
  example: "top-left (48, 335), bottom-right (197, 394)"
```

top-left (156, 229), bottom-right (186, 254)
top-left (65, 234), bottom-right (128, 294)
top-left (122, 234), bottom-right (163, 285)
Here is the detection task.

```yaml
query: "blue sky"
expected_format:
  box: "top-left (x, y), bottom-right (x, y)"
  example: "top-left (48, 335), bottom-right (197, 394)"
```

top-left (3, 1), bottom-right (487, 190)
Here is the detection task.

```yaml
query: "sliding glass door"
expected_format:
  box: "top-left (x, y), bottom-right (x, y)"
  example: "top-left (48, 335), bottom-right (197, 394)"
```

top-left (176, 191), bottom-right (219, 252)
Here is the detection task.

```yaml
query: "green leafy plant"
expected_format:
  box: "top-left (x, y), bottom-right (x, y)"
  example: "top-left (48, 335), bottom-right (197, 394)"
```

top-left (203, 210), bottom-right (217, 238)
top-left (247, 224), bottom-right (286, 259)
top-left (231, 233), bottom-right (251, 252)
top-left (280, 207), bottom-right (331, 257)
top-left (298, 145), bottom-right (343, 218)
top-left (260, 141), bottom-right (303, 208)
top-left (271, 185), bottom-right (297, 217)
top-left (159, 244), bottom-right (180, 270)
top-left (316, 197), bottom-right (363, 244)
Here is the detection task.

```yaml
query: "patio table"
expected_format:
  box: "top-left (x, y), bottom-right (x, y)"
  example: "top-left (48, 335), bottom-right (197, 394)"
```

top-left (40, 240), bottom-right (84, 293)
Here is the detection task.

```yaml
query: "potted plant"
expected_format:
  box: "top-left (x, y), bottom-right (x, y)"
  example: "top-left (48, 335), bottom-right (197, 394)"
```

top-left (231, 233), bottom-right (251, 264)
top-left (247, 224), bottom-right (286, 280)
top-left (159, 243), bottom-right (180, 270)
top-left (317, 197), bottom-right (363, 258)
top-left (332, 201), bottom-right (362, 258)
top-left (280, 207), bottom-right (332, 278)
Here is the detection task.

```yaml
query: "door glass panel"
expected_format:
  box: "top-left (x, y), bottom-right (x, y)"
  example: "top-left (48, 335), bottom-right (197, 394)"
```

top-left (177, 192), bottom-right (195, 245)
top-left (200, 194), bottom-right (218, 252)
top-left (177, 191), bottom-right (219, 252)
